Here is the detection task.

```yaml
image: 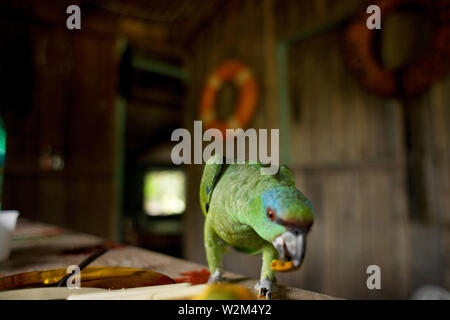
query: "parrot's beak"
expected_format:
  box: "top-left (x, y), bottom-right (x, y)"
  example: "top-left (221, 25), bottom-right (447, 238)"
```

top-left (272, 230), bottom-right (306, 269)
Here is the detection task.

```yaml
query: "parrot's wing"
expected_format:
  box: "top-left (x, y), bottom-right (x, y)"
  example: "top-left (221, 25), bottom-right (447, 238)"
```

top-left (199, 154), bottom-right (225, 216)
top-left (278, 165), bottom-right (296, 186)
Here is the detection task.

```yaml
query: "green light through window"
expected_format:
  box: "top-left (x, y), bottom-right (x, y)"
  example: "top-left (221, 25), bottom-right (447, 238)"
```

top-left (143, 170), bottom-right (186, 216)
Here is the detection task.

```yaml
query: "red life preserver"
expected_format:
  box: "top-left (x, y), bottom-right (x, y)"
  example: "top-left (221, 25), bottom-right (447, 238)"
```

top-left (199, 60), bottom-right (258, 135)
top-left (343, 0), bottom-right (450, 96)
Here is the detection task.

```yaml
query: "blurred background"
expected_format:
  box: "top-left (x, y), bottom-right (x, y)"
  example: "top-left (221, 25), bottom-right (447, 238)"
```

top-left (0, 0), bottom-right (448, 299)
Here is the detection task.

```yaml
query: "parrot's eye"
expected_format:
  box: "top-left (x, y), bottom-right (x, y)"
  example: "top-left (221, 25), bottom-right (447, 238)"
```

top-left (266, 208), bottom-right (276, 221)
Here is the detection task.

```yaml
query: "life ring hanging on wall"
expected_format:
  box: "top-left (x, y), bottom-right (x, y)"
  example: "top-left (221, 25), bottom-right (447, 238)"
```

top-left (343, 0), bottom-right (450, 97)
top-left (199, 60), bottom-right (258, 135)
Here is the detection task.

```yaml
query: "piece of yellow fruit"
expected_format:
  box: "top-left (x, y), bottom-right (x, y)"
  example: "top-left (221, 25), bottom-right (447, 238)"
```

top-left (193, 283), bottom-right (256, 300)
top-left (270, 259), bottom-right (295, 272)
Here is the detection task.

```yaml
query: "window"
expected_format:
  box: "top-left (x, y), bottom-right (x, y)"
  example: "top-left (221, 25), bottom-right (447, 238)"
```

top-left (143, 170), bottom-right (186, 216)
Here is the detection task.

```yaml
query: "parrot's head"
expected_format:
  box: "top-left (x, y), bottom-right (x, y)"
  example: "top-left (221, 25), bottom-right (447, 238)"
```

top-left (247, 186), bottom-right (314, 269)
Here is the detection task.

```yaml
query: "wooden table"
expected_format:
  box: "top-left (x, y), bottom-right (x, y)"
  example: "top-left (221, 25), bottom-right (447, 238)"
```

top-left (0, 219), bottom-right (336, 300)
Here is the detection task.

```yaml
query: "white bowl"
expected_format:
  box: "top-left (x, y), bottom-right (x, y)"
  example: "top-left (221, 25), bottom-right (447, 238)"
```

top-left (0, 210), bottom-right (19, 262)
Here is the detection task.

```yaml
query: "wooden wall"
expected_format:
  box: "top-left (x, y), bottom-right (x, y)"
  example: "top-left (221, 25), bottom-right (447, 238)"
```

top-left (1, 11), bottom-right (122, 240)
top-left (408, 75), bottom-right (450, 292)
top-left (283, 27), bottom-right (409, 299)
top-left (184, 0), bottom-right (450, 299)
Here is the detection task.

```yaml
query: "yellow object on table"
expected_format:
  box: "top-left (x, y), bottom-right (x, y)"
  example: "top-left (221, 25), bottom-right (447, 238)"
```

top-left (0, 266), bottom-right (174, 291)
top-left (193, 283), bottom-right (255, 300)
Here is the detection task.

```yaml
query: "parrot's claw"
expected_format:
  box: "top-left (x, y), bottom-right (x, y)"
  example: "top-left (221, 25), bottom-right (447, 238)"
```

top-left (208, 269), bottom-right (226, 283)
top-left (255, 277), bottom-right (277, 300)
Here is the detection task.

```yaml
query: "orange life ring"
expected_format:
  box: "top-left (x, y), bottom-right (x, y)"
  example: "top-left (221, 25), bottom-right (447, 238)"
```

top-left (343, 0), bottom-right (450, 96)
top-left (199, 60), bottom-right (258, 135)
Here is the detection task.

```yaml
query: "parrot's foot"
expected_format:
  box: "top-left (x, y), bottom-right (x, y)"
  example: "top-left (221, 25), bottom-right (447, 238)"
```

top-left (208, 269), bottom-right (227, 283)
top-left (255, 277), bottom-right (277, 300)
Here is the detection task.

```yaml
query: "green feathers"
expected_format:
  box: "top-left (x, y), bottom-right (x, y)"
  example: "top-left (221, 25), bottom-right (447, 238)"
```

top-left (200, 155), bottom-right (314, 297)
top-left (199, 154), bottom-right (225, 216)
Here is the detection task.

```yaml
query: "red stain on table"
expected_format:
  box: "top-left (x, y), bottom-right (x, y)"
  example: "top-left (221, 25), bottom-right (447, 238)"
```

top-left (174, 268), bottom-right (210, 285)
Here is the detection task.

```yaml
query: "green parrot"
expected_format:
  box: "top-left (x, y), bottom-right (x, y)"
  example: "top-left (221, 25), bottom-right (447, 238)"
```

top-left (199, 154), bottom-right (314, 299)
